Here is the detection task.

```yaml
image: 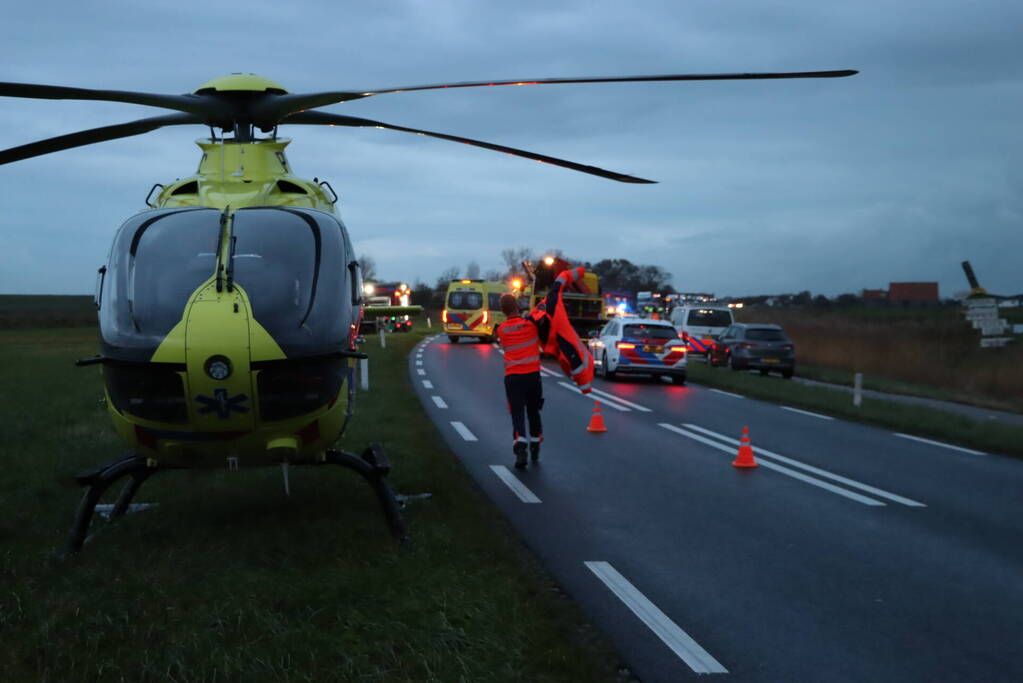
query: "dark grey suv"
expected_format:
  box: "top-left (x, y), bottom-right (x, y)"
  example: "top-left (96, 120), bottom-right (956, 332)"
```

top-left (708, 323), bottom-right (795, 378)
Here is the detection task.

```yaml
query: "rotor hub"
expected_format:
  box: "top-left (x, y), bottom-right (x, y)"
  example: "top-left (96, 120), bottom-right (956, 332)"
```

top-left (194, 74), bottom-right (288, 95)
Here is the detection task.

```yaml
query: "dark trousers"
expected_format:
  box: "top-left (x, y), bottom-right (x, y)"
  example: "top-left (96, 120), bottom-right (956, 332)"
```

top-left (504, 372), bottom-right (543, 441)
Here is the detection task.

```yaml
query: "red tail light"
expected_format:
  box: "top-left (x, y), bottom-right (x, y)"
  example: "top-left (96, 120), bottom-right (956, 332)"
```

top-left (616, 342), bottom-right (636, 349)
top-left (442, 309), bottom-right (448, 323)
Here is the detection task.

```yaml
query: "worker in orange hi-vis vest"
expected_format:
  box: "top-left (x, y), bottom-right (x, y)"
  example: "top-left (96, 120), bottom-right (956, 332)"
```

top-left (496, 266), bottom-right (594, 469)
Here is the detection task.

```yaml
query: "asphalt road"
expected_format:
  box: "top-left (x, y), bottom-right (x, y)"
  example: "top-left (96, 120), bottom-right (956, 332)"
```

top-left (409, 335), bottom-right (1023, 682)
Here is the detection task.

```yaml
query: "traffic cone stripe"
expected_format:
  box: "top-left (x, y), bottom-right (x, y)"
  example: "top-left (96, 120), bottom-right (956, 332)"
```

top-left (587, 400), bottom-right (607, 432)
top-left (732, 425), bottom-right (758, 468)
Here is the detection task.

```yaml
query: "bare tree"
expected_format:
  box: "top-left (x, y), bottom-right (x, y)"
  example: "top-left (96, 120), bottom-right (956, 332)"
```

top-left (500, 247), bottom-right (534, 277)
top-left (483, 269), bottom-right (503, 281)
top-left (465, 261), bottom-right (481, 279)
top-left (358, 255), bottom-right (377, 282)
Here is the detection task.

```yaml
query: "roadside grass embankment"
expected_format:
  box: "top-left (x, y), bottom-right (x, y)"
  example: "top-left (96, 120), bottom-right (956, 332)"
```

top-left (686, 361), bottom-right (1023, 457)
top-left (0, 326), bottom-right (619, 682)
top-left (737, 306), bottom-right (1023, 414)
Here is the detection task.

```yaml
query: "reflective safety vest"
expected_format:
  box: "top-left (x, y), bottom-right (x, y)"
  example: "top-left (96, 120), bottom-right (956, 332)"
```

top-left (531, 267), bottom-right (595, 394)
top-left (497, 316), bottom-right (541, 375)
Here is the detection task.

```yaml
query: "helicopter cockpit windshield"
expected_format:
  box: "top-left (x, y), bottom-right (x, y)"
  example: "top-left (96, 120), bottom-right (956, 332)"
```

top-left (99, 206), bottom-right (355, 362)
top-left (230, 207), bottom-right (351, 357)
top-left (100, 208), bottom-right (220, 360)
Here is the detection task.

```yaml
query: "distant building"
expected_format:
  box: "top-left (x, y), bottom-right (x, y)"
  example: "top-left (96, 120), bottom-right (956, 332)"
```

top-left (888, 282), bottom-right (939, 303)
top-left (862, 288), bottom-right (888, 302)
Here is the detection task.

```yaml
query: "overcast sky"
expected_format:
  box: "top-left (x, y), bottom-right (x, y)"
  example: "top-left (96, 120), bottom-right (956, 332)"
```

top-left (1, 0), bottom-right (1020, 298)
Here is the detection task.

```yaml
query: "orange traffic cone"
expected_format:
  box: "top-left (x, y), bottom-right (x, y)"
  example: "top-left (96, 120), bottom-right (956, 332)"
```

top-left (732, 426), bottom-right (758, 468)
top-left (587, 401), bottom-right (607, 433)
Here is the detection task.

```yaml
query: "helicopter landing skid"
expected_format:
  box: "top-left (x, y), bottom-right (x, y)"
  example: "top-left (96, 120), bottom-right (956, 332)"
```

top-left (320, 445), bottom-right (409, 543)
top-left (63, 454), bottom-right (155, 556)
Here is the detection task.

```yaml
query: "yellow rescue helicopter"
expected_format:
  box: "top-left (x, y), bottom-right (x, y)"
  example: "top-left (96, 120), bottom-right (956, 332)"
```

top-left (0, 69), bottom-right (856, 553)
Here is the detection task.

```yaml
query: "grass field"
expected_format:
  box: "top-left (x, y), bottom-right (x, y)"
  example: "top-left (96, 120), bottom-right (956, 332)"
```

top-left (0, 294), bottom-right (96, 328)
top-left (736, 306), bottom-right (1023, 413)
top-left (0, 326), bottom-right (620, 682)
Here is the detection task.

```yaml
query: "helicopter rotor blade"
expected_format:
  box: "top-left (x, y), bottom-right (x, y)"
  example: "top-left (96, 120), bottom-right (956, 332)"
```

top-left (0, 81), bottom-right (223, 119)
top-left (254, 69), bottom-right (858, 122)
top-left (283, 110), bottom-right (656, 184)
top-left (0, 113), bottom-right (203, 165)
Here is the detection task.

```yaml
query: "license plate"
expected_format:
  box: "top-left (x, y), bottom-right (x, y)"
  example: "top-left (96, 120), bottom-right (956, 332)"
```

top-left (764, 358), bottom-right (779, 363)
top-left (702, 335), bottom-right (714, 340)
top-left (644, 345), bottom-right (664, 353)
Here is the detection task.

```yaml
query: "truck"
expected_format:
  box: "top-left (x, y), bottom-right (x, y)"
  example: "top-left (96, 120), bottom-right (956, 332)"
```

top-left (360, 281), bottom-right (418, 333)
top-left (524, 256), bottom-right (607, 338)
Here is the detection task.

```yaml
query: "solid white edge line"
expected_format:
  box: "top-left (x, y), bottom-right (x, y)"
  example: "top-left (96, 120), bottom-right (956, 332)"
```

top-left (489, 465), bottom-right (542, 503)
top-left (417, 369), bottom-right (426, 376)
top-left (682, 424), bottom-right (926, 507)
top-left (659, 424), bottom-right (885, 506)
top-left (708, 388), bottom-right (744, 399)
top-left (780, 406), bottom-right (835, 421)
top-left (557, 381), bottom-right (629, 411)
top-left (431, 395), bottom-right (448, 409)
top-left (422, 380), bottom-right (433, 389)
top-left (584, 561), bottom-right (727, 674)
top-left (589, 387), bottom-right (652, 412)
top-left (450, 421), bottom-right (477, 441)
top-left (894, 433), bottom-right (986, 456)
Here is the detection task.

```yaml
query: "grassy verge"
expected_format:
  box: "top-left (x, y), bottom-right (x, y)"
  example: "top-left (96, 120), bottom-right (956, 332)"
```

top-left (794, 363), bottom-right (1023, 415)
top-left (686, 361), bottom-right (1023, 457)
top-left (0, 327), bottom-right (619, 682)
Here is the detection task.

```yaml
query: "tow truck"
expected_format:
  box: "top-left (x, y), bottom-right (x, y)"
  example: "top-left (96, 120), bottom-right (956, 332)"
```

top-left (524, 256), bottom-right (607, 338)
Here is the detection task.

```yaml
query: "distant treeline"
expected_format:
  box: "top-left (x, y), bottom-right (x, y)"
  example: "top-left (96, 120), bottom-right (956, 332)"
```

top-left (0, 295), bottom-right (96, 328)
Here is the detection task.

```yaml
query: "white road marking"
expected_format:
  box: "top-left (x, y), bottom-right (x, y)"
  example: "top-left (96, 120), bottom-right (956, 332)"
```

top-left (682, 424), bottom-right (926, 507)
top-left (708, 388), bottom-right (744, 399)
top-left (422, 380), bottom-right (433, 389)
top-left (584, 561), bottom-right (727, 674)
top-left (590, 387), bottom-right (652, 412)
top-left (780, 406), bottom-right (835, 421)
top-left (894, 433), bottom-right (986, 456)
top-left (492, 343), bottom-right (499, 349)
top-left (490, 465), bottom-right (542, 503)
top-left (659, 424), bottom-right (885, 506)
top-left (431, 395), bottom-right (448, 409)
top-left (558, 381), bottom-right (629, 411)
top-left (416, 360), bottom-right (423, 366)
top-left (450, 421), bottom-right (477, 441)
top-left (540, 367), bottom-right (558, 377)
top-left (417, 369), bottom-right (426, 376)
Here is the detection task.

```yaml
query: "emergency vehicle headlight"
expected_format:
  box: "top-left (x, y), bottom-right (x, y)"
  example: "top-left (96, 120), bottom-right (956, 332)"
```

top-left (205, 355), bottom-right (232, 380)
top-left (543, 256), bottom-right (555, 265)
top-left (363, 283), bottom-right (375, 296)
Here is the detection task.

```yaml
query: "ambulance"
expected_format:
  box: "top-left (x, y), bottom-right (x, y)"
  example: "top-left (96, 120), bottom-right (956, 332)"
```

top-left (442, 279), bottom-right (510, 343)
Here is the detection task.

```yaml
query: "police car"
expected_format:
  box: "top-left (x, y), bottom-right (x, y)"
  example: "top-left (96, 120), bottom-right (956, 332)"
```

top-left (588, 317), bottom-right (687, 384)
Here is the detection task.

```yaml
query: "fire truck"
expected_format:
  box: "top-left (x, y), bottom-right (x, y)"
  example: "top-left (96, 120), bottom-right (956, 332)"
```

top-left (360, 282), bottom-right (416, 333)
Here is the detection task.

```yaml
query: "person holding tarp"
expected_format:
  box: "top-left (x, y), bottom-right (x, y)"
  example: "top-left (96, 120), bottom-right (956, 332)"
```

top-left (497, 266), bottom-right (594, 469)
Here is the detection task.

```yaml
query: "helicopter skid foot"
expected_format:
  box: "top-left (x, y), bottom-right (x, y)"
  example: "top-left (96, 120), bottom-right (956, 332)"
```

top-left (62, 454), bottom-right (156, 557)
top-left (323, 447), bottom-right (409, 543)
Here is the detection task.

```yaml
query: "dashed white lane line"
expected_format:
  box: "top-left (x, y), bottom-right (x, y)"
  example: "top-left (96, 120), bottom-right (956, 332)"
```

top-left (422, 380), bottom-right (434, 389)
top-left (450, 421), bottom-right (477, 441)
top-left (557, 382), bottom-right (630, 411)
top-left (490, 465), bottom-right (542, 503)
top-left (416, 359), bottom-right (423, 366)
top-left (417, 369), bottom-right (426, 376)
top-left (659, 424), bottom-right (885, 506)
top-left (780, 406), bottom-right (835, 421)
top-left (431, 395), bottom-right (448, 409)
top-left (708, 388), bottom-right (744, 399)
top-left (589, 387), bottom-right (652, 412)
top-left (585, 561), bottom-right (727, 675)
top-left (683, 424), bottom-right (925, 507)
top-left (894, 433), bottom-right (986, 456)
